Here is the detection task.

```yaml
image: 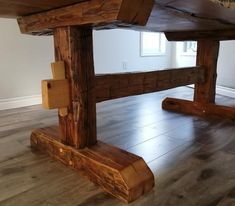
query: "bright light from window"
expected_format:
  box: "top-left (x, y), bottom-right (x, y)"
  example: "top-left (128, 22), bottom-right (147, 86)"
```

top-left (182, 41), bottom-right (197, 55)
top-left (141, 32), bottom-right (166, 56)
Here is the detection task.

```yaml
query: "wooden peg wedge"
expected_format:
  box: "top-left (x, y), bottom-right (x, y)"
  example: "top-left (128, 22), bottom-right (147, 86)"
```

top-left (42, 79), bottom-right (70, 109)
top-left (50, 61), bottom-right (68, 116)
top-left (51, 61), bottom-right (66, 79)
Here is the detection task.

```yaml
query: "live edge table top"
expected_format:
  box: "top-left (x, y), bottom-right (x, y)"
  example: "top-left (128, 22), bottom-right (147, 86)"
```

top-left (1, 0), bottom-right (235, 37)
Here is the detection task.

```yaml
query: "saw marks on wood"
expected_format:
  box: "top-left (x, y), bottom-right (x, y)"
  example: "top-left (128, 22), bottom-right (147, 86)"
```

top-left (0, 87), bottom-right (235, 205)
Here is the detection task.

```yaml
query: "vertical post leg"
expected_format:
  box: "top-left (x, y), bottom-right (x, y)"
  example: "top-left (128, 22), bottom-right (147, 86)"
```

top-left (53, 26), bottom-right (97, 149)
top-left (32, 26), bottom-right (156, 203)
top-left (194, 40), bottom-right (220, 104)
top-left (161, 40), bottom-right (235, 119)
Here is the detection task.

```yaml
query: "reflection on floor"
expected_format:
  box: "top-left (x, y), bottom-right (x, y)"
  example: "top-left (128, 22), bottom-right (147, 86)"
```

top-left (0, 87), bottom-right (234, 206)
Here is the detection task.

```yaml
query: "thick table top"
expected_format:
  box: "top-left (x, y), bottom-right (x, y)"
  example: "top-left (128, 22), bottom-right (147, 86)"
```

top-left (1, 0), bottom-right (235, 36)
top-left (0, 0), bottom-right (86, 18)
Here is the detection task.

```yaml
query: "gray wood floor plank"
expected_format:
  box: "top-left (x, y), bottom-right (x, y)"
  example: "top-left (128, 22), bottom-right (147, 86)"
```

top-left (0, 87), bottom-right (234, 206)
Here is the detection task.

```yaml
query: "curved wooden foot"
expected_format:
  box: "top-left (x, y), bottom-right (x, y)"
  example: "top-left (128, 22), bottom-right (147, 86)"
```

top-left (31, 126), bottom-right (154, 203)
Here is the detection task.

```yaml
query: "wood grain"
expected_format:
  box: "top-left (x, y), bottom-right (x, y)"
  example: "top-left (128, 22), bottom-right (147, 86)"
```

top-left (50, 61), bottom-right (68, 117)
top-left (165, 29), bottom-right (235, 41)
top-left (51, 61), bottom-right (66, 80)
top-left (30, 126), bottom-right (154, 203)
top-left (17, 0), bottom-right (154, 34)
top-left (145, 0), bottom-right (235, 32)
top-left (162, 97), bottom-right (235, 121)
top-left (210, 0), bottom-right (235, 10)
top-left (96, 67), bottom-right (205, 102)
top-left (0, 0), bottom-right (87, 18)
top-left (41, 79), bottom-right (70, 109)
top-left (15, 0), bottom-right (235, 36)
top-left (0, 87), bottom-right (235, 205)
top-left (54, 26), bottom-right (97, 149)
top-left (194, 40), bottom-right (220, 104)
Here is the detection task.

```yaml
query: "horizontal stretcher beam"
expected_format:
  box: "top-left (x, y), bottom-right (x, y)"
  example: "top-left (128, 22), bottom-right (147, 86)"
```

top-left (41, 66), bottom-right (205, 108)
top-left (96, 66), bottom-right (205, 102)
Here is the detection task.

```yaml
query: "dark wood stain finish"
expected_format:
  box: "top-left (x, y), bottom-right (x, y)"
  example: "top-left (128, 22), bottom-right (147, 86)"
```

top-left (17, 0), bottom-right (154, 35)
top-left (163, 97), bottom-right (235, 121)
top-left (162, 39), bottom-right (231, 122)
top-left (96, 67), bottom-right (205, 103)
top-left (31, 126), bottom-right (154, 203)
top-left (54, 27), bottom-right (97, 149)
top-left (0, 0), bottom-right (235, 204)
top-left (0, 0), bottom-right (86, 18)
top-left (194, 40), bottom-right (220, 104)
top-left (0, 88), bottom-right (235, 205)
top-left (165, 29), bottom-right (235, 41)
top-left (14, 0), bottom-right (235, 38)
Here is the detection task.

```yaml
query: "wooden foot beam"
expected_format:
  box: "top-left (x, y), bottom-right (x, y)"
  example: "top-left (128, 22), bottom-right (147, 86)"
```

top-left (96, 66), bottom-right (205, 102)
top-left (162, 98), bottom-right (235, 121)
top-left (162, 40), bottom-right (224, 121)
top-left (31, 127), bottom-right (154, 203)
top-left (35, 26), bottom-right (155, 203)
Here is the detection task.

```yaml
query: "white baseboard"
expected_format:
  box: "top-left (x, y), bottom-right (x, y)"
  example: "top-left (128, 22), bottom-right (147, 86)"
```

top-left (1, 86), bottom-right (235, 111)
top-left (187, 85), bottom-right (235, 98)
top-left (216, 86), bottom-right (235, 98)
top-left (0, 95), bottom-right (42, 111)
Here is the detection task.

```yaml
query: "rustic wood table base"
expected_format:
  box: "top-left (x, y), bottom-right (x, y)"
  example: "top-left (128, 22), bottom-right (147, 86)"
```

top-left (2, 0), bottom-right (235, 204)
top-left (31, 127), bottom-right (154, 203)
top-left (29, 26), bottom-right (156, 203)
top-left (30, 31), bottom-right (235, 203)
top-left (163, 40), bottom-right (235, 121)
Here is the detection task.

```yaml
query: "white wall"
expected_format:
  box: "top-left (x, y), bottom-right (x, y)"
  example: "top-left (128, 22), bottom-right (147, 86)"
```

top-left (0, 19), bottom-right (53, 100)
top-left (172, 41), bottom-right (235, 90)
top-left (1, 18), bottom-right (235, 109)
top-left (94, 29), bottom-right (172, 73)
top-left (217, 41), bottom-right (235, 89)
top-left (0, 19), bottom-right (172, 107)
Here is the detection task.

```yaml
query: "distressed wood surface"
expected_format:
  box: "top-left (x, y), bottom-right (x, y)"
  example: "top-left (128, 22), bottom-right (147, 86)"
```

top-left (0, 0), bottom-right (86, 18)
top-left (162, 97), bottom-right (235, 121)
top-left (17, 0), bottom-right (154, 35)
top-left (210, 0), bottom-right (235, 10)
top-left (0, 87), bottom-right (235, 205)
top-left (165, 29), bottom-right (235, 41)
top-left (54, 27), bottom-right (97, 149)
top-left (50, 61), bottom-right (68, 117)
top-left (96, 67), bottom-right (205, 103)
top-left (162, 40), bottom-right (228, 121)
top-left (41, 79), bottom-right (70, 109)
top-left (15, 0), bottom-right (235, 37)
top-left (31, 126), bottom-right (154, 203)
top-left (145, 0), bottom-right (235, 32)
top-left (194, 40), bottom-right (220, 104)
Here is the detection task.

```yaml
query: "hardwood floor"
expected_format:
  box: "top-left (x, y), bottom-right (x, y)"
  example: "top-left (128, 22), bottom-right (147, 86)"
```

top-left (0, 87), bottom-right (235, 206)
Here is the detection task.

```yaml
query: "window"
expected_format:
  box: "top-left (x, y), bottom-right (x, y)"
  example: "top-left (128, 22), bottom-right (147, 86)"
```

top-left (182, 41), bottom-right (197, 55)
top-left (140, 32), bottom-right (166, 56)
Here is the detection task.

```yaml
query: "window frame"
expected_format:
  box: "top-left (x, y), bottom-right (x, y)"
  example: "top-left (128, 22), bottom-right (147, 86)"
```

top-left (181, 41), bottom-right (198, 56)
top-left (140, 32), bottom-right (167, 57)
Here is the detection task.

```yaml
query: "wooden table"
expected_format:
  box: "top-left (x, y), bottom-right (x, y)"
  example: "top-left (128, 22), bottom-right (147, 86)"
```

top-left (1, 0), bottom-right (235, 203)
